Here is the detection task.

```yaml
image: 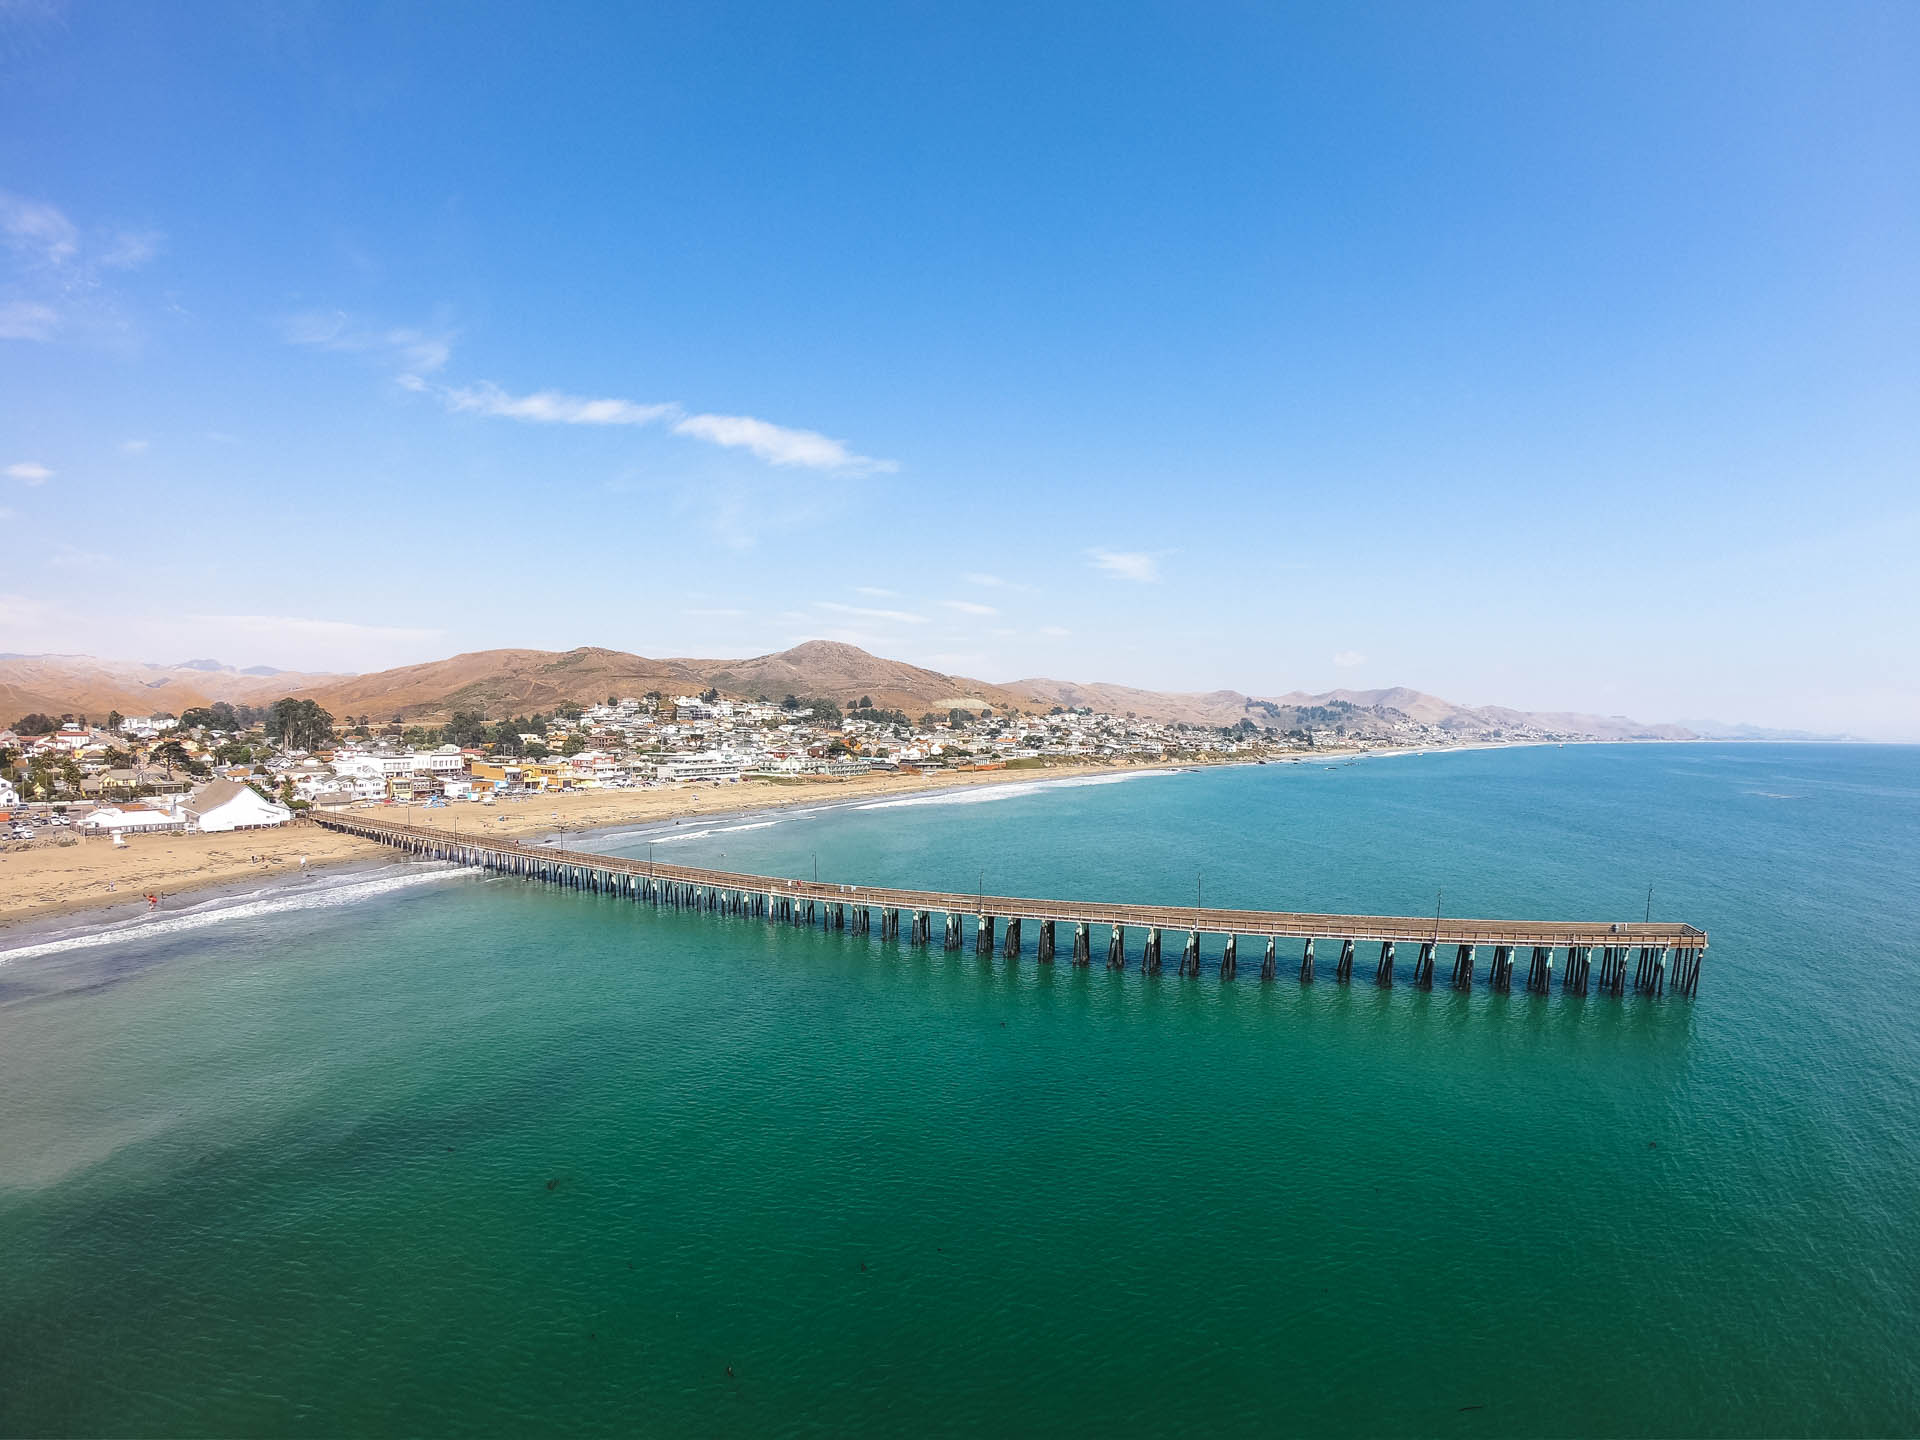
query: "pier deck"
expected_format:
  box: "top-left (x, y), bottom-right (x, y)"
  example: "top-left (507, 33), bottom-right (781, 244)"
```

top-left (313, 812), bottom-right (1708, 995)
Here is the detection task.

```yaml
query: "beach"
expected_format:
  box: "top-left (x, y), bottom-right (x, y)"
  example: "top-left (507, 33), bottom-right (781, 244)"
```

top-left (0, 760), bottom-right (1167, 931)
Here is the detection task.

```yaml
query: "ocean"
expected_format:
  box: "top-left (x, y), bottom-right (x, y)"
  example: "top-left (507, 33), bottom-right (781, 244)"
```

top-left (2, 744), bottom-right (1917, 1436)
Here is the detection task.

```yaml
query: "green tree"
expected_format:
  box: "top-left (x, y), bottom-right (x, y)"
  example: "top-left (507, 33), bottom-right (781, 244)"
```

top-left (524, 741), bottom-right (550, 761)
top-left (561, 734), bottom-right (586, 756)
top-left (443, 711), bottom-right (488, 748)
top-left (13, 713), bottom-right (56, 736)
top-left (701, 687), bottom-right (719, 704)
top-left (107, 709), bottom-right (124, 731)
top-left (150, 739), bottom-right (191, 779)
top-left (215, 740), bottom-right (254, 765)
top-left (266, 698), bottom-right (335, 751)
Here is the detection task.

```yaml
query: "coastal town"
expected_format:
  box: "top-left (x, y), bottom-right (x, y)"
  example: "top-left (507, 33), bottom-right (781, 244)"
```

top-left (0, 688), bottom-right (1581, 843)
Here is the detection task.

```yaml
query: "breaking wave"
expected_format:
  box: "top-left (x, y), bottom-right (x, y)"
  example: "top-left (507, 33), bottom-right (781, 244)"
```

top-left (0, 866), bottom-right (472, 967)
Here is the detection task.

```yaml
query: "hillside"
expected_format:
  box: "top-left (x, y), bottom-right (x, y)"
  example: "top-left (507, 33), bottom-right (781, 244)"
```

top-left (0, 655), bottom-right (341, 723)
top-left (5, 645), bottom-right (1693, 741)
top-left (292, 641), bottom-right (1023, 722)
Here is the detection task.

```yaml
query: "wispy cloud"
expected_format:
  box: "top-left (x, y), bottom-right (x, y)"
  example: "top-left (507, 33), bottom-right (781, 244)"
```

top-left (187, 614), bottom-right (445, 644)
top-left (1040, 625), bottom-right (1071, 637)
top-left (942, 599), bottom-right (998, 616)
top-left (0, 190), bottom-right (162, 345)
top-left (285, 309), bottom-right (452, 374)
top-left (6, 461), bottom-right (52, 484)
top-left (962, 570), bottom-right (1038, 594)
top-left (0, 299), bottom-right (58, 340)
top-left (855, 586), bottom-right (899, 598)
top-left (0, 191), bottom-right (78, 266)
top-left (120, 439), bottom-right (149, 454)
top-left (672, 411), bottom-right (894, 474)
top-left (408, 375), bottom-right (894, 474)
top-left (816, 601), bottom-right (927, 625)
top-left (1088, 548), bottom-right (1160, 583)
top-left (1333, 650), bottom-right (1367, 668)
top-left (47, 542), bottom-right (109, 568)
top-left (434, 379), bottom-right (672, 426)
top-left (683, 607), bottom-right (748, 618)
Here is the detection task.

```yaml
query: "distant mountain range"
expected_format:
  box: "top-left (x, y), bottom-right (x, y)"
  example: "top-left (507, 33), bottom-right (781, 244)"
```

top-left (1, 643), bottom-right (1700, 742)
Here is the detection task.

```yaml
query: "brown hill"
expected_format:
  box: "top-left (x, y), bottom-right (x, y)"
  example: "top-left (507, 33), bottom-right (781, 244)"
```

top-left (6, 645), bottom-right (1692, 741)
top-left (293, 641), bottom-right (1026, 722)
top-left (0, 655), bottom-right (340, 724)
top-left (1012, 677), bottom-right (1692, 741)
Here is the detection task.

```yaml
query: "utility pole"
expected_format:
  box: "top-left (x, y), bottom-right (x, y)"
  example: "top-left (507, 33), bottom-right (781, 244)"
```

top-left (1434, 888), bottom-right (1443, 943)
top-left (1646, 883), bottom-right (1653, 925)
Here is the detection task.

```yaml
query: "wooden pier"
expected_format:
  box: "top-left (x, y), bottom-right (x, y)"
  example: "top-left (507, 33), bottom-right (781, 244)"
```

top-left (313, 813), bottom-right (1709, 997)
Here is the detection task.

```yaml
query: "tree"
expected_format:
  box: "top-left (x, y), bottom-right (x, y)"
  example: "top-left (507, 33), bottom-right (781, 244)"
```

top-left (701, 687), bottom-right (719, 704)
top-left (443, 711), bottom-right (488, 748)
top-left (150, 739), bottom-right (191, 779)
top-left (561, 734), bottom-right (586, 756)
top-left (266, 698), bottom-right (335, 751)
top-left (858, 696), bottom-right (872, 709)
top-left (13, 713), bottom-right (56, 736)
top-left (107, 709), bottom-right (124, 731)
top-left (524, 740), bottom-right (551, 761)
top-left (808, 698), bottom-right (842, 727)
top-left (948, 708), bottom-right (971, 729)
top-left (606, 695), bottom-right (618, 707)
top-left (215, 740), bottom-right (254, 765)
top-left (489, 720), bottom-right (524, 756)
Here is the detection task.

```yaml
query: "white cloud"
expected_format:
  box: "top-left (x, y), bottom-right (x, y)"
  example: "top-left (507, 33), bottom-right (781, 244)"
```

top-left (942, 600), bottom-right (998, 616)
top-left (417, 376), bottom-right (894, 474)
top-left (206, 430), bottom-right (239, 445)
top-left (855, 586), bottom-right (900, 598)
top-left (6, 461), bottom-right (52, 484)
top-left (816, 601), bottom-right (927, 625)
top-left (0, 191), bottom-right (78, 266)
top-left (0, 192), bottom-right (162, 346)
top-left (285, 309), bottom-right (452, 374)
top-left (672, 411), bottom-right (895, 474)
top-left (439, 380), bottom-right (674, 426)
top-left (963, 572), bottom-right (1007, 588)
top-left (0, 506), bottom-right (14, 521)
top-left (1333, 650), bottom-right (1367, 668)
top-left (0, 300), bottom-right (59, 340)
top-left (121, 439), bottom-right (149, 454)
top-left (683, 607), bottom-right (748, 618)
top-left (1040, 625), bottom-right (1071, 637)
top-left (1088, 548), bottom-right (1159, 583)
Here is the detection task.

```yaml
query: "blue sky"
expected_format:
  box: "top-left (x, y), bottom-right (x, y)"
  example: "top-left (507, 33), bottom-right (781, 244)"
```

top-left (3, 2), bottom-right (1916, 736)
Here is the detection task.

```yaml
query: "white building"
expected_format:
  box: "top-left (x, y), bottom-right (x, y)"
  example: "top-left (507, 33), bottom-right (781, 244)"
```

top-left (186, 779), bottom-right (292, 832)
top-left (410, 745), bottom-right (466, 777)
top-left (79, 801), bottom-right (190, 835)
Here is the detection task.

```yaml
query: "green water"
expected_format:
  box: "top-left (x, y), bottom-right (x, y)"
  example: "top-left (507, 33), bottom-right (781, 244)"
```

top-left (2, 745), bottom-right (1917, 1435)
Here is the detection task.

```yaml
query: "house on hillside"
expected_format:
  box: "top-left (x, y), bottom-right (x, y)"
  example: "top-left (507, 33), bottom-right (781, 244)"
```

top-left (186, 779), bottom-right (292, 832)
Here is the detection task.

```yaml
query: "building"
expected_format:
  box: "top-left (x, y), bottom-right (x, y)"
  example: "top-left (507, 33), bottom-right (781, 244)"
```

top-left (186, 779), bottom-right (293, 832)
top-left (79, 802), bottom-right (191, 835)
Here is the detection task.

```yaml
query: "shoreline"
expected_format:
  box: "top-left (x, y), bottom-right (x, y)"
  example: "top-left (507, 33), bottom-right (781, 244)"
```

top-left (0, 740), bottom-right (1639, 940)
top-left (0, 759), bottom-right (1194, 936)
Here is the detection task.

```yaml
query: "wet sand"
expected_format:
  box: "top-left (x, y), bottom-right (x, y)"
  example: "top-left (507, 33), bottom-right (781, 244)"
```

top-left (0, 761), bottom-right (1176, 931)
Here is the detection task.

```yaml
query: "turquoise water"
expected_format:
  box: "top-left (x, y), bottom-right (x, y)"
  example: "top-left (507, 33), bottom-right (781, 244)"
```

top-left (2, 744), bottom-right (1917, 1435)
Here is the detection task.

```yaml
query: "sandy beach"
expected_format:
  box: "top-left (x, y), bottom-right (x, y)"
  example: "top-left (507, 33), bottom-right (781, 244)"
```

top-left (0, 760), bottom-right (1168, 932)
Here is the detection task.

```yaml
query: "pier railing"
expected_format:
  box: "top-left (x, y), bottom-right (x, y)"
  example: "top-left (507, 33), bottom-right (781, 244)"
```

top-left (312, 811), bottom-right (1708, 996)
